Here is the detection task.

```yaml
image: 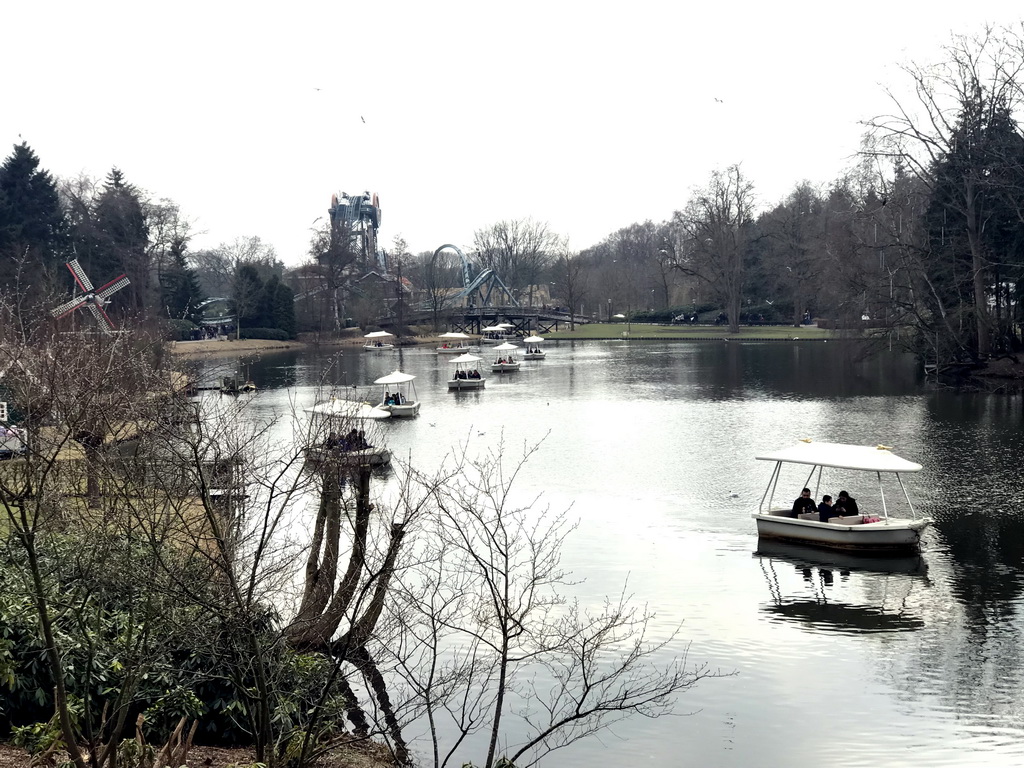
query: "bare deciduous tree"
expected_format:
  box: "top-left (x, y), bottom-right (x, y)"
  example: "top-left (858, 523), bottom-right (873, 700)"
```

top-left (474, 219), bottom-right (560, 305)
top-left (387, 439), bottom-right (724, 768)
top-left (669, 165), bottom-right (757, 333)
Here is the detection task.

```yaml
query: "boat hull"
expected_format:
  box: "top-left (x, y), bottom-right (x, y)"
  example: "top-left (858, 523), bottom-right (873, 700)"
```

top-left (363, 344), bottom-right (395, 351)
top-left (491, 362), bottom-right (520, 372)
top-left (305, 446), bottom-right (391, 466)
top-left (382, 402), bottom-right (420, 417)
top-left (523, 352), bottom-right (545, 359)
top-left (448, 378), bottom-right (485, 390)
top-left (752, 512), bottom-right (929, 551)
top-left (437, 346), bottom-right (475, 354)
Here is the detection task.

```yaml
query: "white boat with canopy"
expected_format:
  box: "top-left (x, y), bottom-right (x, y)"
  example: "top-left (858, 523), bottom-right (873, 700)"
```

top-left (448, 353), bottom-right (485, 390)
top-left (481, 324), bottom-right (510, 342)
top-left (522, 334), bottom-right (545, 359)
top-left (374, 370), bottom-right (420, 417)
top-left (752, 440), bottom-right (930, 551)
top-left (436, 331), bottom-right (476, 354)
top-left (303, 397), bottom-right (391, 465)
top-left (490, 342), bottom-right (520, 372)
top-left (363, 330), bottom-right (395, 350)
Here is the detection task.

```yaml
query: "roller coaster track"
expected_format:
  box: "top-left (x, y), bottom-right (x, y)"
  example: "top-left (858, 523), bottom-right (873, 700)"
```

top-left (429, 244), bottom-right (518, 309)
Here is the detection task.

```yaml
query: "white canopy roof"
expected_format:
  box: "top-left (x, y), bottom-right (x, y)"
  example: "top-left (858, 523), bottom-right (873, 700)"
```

top-left (491, 342), bottom-right (520, 351)
top-left (450, 353), bottom-right (483, 364)
top-left (523, 335), bottom-right (544, 343)
top-left (364, 330), bottom-right (394, 339)
top-left (304, 398), bottom-right (392, 419)
top-left (374, 370), bottom-right (416, 385)
top-left (440, 331), bottom-right (471, 339)
top-left (481, 325), bottom-right (506, 332)
top-left (756, 441), bottom-right (922, 473)
top-left (612, 313), bottom-right (626, 319)
top-left (497, 322), bottom-right (514, 328)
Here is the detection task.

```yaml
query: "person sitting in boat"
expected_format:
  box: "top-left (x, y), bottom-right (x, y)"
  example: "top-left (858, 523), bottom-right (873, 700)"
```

top-left (834, 490), bottom-right (859, 516)
top-left (791, 488), bottom-right (816, 516)
top-left (469, 369), bottom-right (480, 379)
top-left (817, 494), bottom-right (837, 523)
top-left (326, 431), bottom-right (340, 449)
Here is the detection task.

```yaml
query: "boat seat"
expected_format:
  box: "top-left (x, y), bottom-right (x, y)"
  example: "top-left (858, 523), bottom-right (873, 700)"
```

top-left (831, 516), bottom-right (863, 525)
top-left (797, 512), bottom-right (820, 521)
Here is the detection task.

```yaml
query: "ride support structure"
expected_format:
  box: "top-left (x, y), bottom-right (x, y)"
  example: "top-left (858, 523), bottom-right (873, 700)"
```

top-left (329, 191), bottom-right (385, 272)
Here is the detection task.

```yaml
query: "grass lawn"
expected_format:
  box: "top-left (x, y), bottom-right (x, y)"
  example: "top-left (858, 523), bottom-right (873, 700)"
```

top-left (544, 323), bottom-right (838, 340)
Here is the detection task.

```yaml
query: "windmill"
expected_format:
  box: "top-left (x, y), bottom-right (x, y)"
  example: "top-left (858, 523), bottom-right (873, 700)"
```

top-left (51, 260), bottom-right (130, 335)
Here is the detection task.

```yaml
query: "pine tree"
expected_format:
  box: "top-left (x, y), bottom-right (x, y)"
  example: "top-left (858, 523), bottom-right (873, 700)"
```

top-left (0, 142), bottom-right (68, 288)
top-left (93, 168), bottom-right (150, 316)
top-left (160, 238), bottom-right (206, 325)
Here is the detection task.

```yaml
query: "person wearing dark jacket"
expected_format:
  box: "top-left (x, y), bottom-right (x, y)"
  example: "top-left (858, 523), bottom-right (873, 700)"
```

top-left (835, 490), bottom-right (859, 516)
top-left (818, 495), bottom-right (837, 522)
top-left (792, 488), bottom-right (817, 516)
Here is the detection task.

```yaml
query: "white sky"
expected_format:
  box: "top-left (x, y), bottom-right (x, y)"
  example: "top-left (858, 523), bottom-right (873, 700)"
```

top-left (4, 1), bottom-right (1021, 265)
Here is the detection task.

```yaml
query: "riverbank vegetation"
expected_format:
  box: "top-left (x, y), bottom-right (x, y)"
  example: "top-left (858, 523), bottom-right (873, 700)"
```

top-left (0, 308), bottom-right (718, 767)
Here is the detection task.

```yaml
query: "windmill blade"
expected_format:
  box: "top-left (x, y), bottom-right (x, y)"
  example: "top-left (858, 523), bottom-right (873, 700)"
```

top-left (96, 275), bottom-right (130, 300)
top-left (67, 259), bottom-right (95, 292)
top-left (51, 295), bottom-right (89, 319)
top-left (88, 302), bottom-right (116, 333)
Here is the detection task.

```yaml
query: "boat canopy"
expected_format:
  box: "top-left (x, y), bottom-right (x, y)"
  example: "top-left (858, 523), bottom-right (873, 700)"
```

top-left (523, 335), bottom-right (544, 343)
top-left (756, 441), bottom-right (922, 473)
top-left (481, 325), bottom-right (506, 332)
top-left (491, 342), bottom-right (519, 352)
top-left (364, 330), bottom-right (394, 339)
top-left (374, 370), bottom-right (416, 385)
top-left (440, 331), bottom-right (471, 339)
top-left (304, 398), bottom-right (391, 419)
top-left (450, 353), bottom-right (483, 364)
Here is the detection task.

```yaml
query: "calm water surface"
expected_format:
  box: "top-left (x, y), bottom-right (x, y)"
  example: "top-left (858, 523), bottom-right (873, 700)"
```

top-left (195, 340), bottom-right (1024, 767)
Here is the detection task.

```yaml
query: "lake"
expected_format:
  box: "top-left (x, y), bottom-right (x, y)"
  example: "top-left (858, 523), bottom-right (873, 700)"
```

top-left (194, 339), bottom-right (1024, 767)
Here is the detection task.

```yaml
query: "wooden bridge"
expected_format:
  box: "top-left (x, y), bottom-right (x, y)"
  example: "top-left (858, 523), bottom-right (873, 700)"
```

top-left (380, 306), bottom-right (587, 335)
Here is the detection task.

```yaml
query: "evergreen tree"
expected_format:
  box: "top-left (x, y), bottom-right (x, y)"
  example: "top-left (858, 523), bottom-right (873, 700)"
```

top-left (0, 142), bottom-right (68, 289)
top-left (254, 275), bottom-right (297, 337)
top-left (160, 238), bottom-right (206, 325)
top-left (272, 278), bottom-right (296, 337)
top-left (92, 168), bottom-right (150, 316)
top-left (924, 95), bottom-right (1024, 356)
top-left (232, 264), bottom-right (263, 337)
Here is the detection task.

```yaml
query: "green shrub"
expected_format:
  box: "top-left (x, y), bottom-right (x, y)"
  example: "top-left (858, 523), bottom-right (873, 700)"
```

top-left (238, 328), bottom-right (289, 341)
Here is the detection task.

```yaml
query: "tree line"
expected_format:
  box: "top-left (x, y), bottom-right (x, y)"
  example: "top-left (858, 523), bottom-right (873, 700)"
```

top-left (399, 27), bottom-right (1024, 367)
top-left (0, 151), bottom-right (295, 340)
top-left (6, 27), bottom-right (1023, 364)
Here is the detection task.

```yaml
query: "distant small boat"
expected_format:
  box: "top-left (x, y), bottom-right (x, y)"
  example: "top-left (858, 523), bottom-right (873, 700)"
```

top-left (490, 342), bottom-right (521, 373)
top-left (481, 324), bottom-right (512, 342)
top-left (303, 397), bottom-right (391, 466)
top-left (448, 353), bottom-right (485, 390)
top-left (436, 331), bottom-right (477, 354)
top-left (522, 334), bottom-right (546, 360)
top-left (375, 370), bottom-right (420, 417)
top-left (363, 330), bottom-right (395, 350)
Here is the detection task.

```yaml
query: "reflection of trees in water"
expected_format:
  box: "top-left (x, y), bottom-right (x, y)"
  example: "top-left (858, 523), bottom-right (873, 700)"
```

top-left (858, 383), bottom-right (1024, 734)
top-left (752, 392), bottom-right (1024, 746)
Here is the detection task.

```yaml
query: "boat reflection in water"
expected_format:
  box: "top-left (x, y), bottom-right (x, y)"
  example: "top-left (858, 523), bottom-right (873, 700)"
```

top-left (754, 540), bottom-right (929, 635)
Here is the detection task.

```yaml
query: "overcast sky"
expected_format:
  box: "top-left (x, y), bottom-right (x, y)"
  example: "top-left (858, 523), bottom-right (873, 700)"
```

top-left (4, 1), bottom-right (1022, 265)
